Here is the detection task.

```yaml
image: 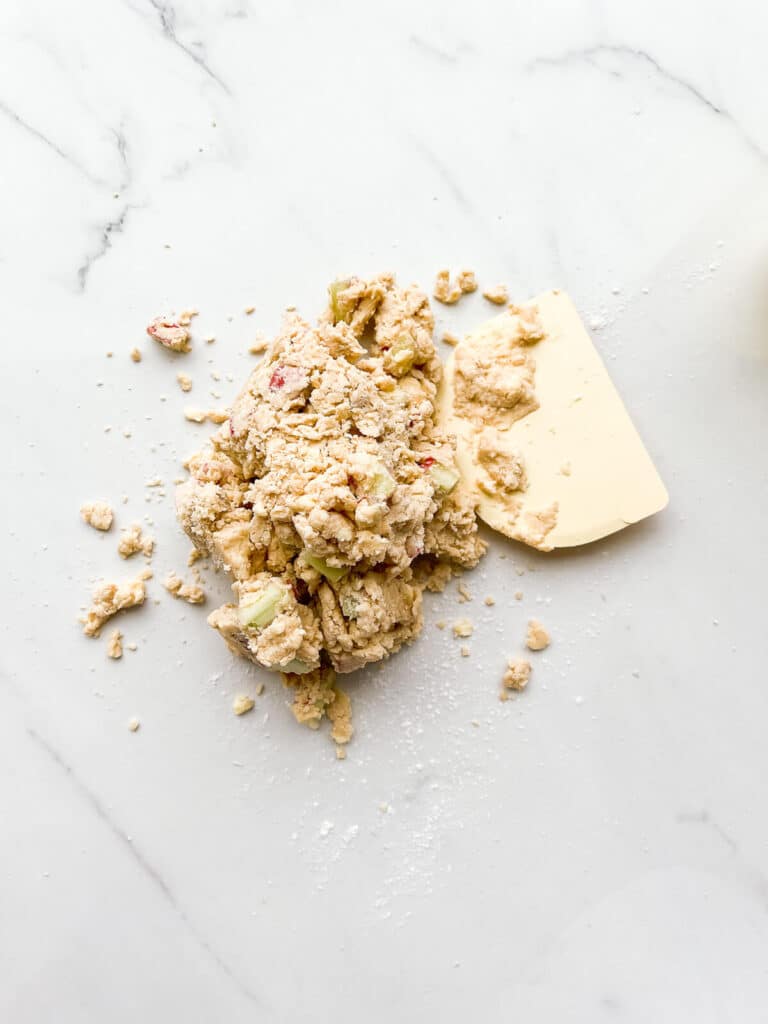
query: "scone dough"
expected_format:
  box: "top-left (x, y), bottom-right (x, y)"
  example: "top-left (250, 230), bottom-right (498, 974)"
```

top-left (177, 273), bottom-right (486, 677)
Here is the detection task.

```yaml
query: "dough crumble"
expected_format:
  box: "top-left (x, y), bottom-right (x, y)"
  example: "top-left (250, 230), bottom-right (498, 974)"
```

top-left (80, 501), bottom-right (114, 532)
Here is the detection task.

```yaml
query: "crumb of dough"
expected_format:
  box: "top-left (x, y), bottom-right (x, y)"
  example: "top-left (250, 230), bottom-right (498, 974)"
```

top-left (499, 690), bottom-right (509, 702)
top-left (81, 570), bottom-right (150, 638)
top-left (560, 461), bottom-right (572, 476)
top-left (178, 308), bottom-right (199, 327)
top-left (503, 657), bottom-right (531, 691)
top-left (514, 590), bottom-right (523, 600)
top-left (177, 372), bottom-right (193, 393)
top-left (255, 682), bottom-right (265, 696)
top-left (460, 645), bottom-right (470, 657)
top-left (335, 745), bottom-right (347, 760)
top-left (177, 273), bottom-right (484, 686)
top-left (106, 351), bottom-right (113, 358)
top-left (244, 306), bottom-right (255, 315)
top-left (164, 572), bottom-right (205, 604)
top-left (145, 477), bottom-right (163, 488)
top-left (184, 407), bottom-right (229, 425)
top-left (413, 559), bottom-right (455, 593)
top-left (457, 582), bottom-right (472, 603)
top-left (128, 717), bottom-right (140, 732)
top-left (249, 332), bottom-right (269, 354)
top-left (80, 500), bottom-right (114, 531)
top-left (126, 641), bottom-right (138, 651)
top-left (482, 284), bottom-right (510, 305)
top-left (435, 620), bottom-right (446, 630)
top-left (118, 523), bottom-right (154, 558)
top-left (457, 269), bottom-right (477, 294)
top-left (484, 596), bottom-right (495, 606)
top-left (452, 618), bottom-right (473, 638)
top-left (147, 316), bottom-right (191, 353)
top-left (205, 335), bottom-right (216, 344)
top-left (328, 685), bottom-right (353, 744)
top-left (107, 629), bottom-right (123, 659)
top-left (433, 268), bottom-right (461, 305)
top-left (233, 694), bottom-right (255, 716)
top-left (187, 547), bottom-right (203, 566)
top-left (442, 330), bottom-right (460, 346)
top-left (282, 666), bottom-right (337, 732)
top-left (130, 348), bottom-right (142, 363)
top-left (526, 618), bottom-right (550, 651)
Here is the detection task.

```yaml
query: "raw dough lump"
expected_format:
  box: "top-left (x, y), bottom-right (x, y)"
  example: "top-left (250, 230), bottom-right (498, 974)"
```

top-left (176, 273), bottom-right (485, 680)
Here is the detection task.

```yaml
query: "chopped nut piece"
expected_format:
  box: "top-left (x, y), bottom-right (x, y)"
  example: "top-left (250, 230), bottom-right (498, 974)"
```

top-left (433, 268), bottom-right (461, 305)
top-left (184, 407), bottom-right (229, 425)
top-left (128, 717), bottom-right (140, 732)
top-left (255, 682), bottom-right (265, 696)
top-left (442, 330), bottom-right (460, 346)
top-left (457, 269), bottom-right (477, 294)
top-left (452, 618), bottom-right (473, 638)
top-left (81, 571), bottom-right (149, 637)
top-left (233, 694), bottom-right (255, 716)
top-left (130, 347), bottom-right (142, 363)
top-left (482, 284), bottom-right (509, 305)
top-left (503, 657), bottom-right (531, 691)
top-left (118, 523), bottom-right (154, 558)
top-left (484, 596), bottom-right (495, 606)
top-left (526, 619), bottom-right (550, 651)
top-left (164, 572), bottom-right (205, 604)
top-left (146, 316), bottom-right (191, 353)
top-left (80, 500), bottom-right (114, 532)
top-left (107, 629), bottom-right (123, 659)
top-left (177, 372), bottom-right (193, 392)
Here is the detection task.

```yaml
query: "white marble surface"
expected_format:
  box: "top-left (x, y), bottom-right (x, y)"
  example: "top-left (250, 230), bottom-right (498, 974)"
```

top-left (2, 1), bottom-right (768, 1021)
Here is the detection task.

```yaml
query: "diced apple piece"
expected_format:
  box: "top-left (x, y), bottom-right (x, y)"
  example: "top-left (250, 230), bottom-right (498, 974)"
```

top-left (304, 553), bottom-right (349, 583)
top-left (429, 463), bottom-right (460, 494)
top-left (281, 658), bottom-right (313, 675)
top-left (237, 581), bottom-right (285, 629)
top-left (328, 279), bottom-right (353, 324)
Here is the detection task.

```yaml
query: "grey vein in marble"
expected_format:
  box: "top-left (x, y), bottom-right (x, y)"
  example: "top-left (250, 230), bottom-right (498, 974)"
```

top-left (409, 34), bottom-right (458, 63)
top-left (0, 98), bottom-right (100, 185)
top-left (528, 44), bottom-right (766, 163)
top-left (76, 204), bottom-right (134, 291)
top-left (408, 136), bottom-right (472, 212)
top-left (25, 726), bottom-right (263, 1008)
top-left (112, 127), bottom-right (131, 193)
top-left (677, 809), bottom-right (738, 853)
top-left (136, 0), bottom-right (230, 94)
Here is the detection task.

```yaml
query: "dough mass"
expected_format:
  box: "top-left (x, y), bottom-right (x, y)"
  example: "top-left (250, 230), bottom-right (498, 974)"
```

top-left (176, 274), bottom-right (485, 684)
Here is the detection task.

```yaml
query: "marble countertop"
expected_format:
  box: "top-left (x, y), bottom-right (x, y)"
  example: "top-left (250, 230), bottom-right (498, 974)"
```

top-left (2, 2), bottom-right (768, 1021)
